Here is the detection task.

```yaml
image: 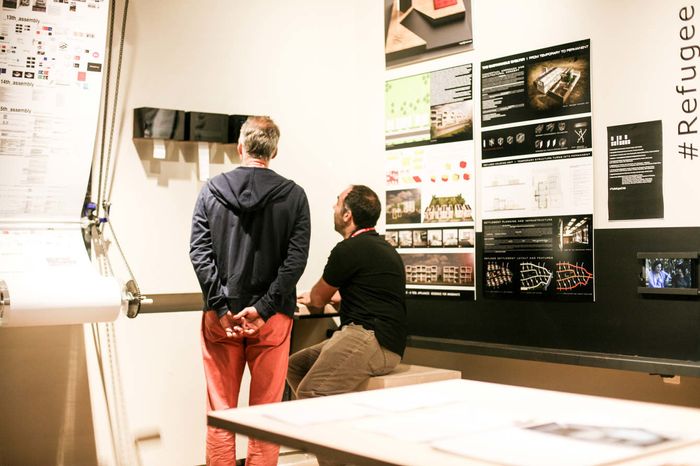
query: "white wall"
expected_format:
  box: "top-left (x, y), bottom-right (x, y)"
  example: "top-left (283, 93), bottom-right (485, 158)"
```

top-left (108, 0), bottom-right (386, 296)
top-left (95, 1), bottom-right (700, 465)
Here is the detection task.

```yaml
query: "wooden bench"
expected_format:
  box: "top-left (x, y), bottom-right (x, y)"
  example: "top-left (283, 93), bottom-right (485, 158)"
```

top-left (355, 363), bottom-right (461, 391)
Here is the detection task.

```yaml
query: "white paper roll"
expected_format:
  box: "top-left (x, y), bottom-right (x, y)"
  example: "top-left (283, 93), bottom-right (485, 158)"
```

top-left (0, 273), bottom-right (122, 327)
top-left (0, 227), bottom-right (124, 327)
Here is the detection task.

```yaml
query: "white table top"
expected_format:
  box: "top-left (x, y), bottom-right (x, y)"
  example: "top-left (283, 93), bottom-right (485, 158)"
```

top-left (208, 379), bottom-right (700, 466)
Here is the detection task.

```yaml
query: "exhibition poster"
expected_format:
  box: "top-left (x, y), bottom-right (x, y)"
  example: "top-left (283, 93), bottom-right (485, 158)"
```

top-left (384, 0), bottom-right (473, 68)
top-left (385, 64), bottom-right (475, 299)
top-left (386, 63), bottom-right (473, 149)
top-left (481, 39), bottom-right (591, 128)
top-left (480, 40), bottom-right (594, 300)
top-left (607, 120), bottom-right (664, 220)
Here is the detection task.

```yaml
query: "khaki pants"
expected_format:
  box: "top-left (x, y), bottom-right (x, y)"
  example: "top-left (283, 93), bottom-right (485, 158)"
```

top-left (287, 324), bottom-right (400, 465)
top-left (287, 323), bottom-right (401, 398)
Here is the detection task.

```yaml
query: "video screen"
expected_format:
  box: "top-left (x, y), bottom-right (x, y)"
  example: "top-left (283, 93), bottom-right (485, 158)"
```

top-left (642, 257), bottom-right (697, 289)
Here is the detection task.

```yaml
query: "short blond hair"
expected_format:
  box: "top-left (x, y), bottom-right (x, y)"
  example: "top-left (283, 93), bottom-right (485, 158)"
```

top-left (238, 116), bottom-right (280, 160)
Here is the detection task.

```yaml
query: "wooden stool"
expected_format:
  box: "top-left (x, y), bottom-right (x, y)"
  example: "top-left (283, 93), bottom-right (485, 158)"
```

top-left (355, 363), bottom-right (461, 391)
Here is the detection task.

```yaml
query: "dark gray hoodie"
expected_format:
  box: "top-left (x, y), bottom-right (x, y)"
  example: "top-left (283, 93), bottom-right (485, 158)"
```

top-left (190, 166), bottom-right (310, 320)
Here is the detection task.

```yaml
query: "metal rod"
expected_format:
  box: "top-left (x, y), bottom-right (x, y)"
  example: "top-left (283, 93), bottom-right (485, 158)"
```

top-left (137, 293), bottom-right (202, 314)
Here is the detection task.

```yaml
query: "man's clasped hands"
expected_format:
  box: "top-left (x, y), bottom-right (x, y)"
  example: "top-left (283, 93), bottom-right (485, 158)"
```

top-left (217, 306), bottom-right (265, 338)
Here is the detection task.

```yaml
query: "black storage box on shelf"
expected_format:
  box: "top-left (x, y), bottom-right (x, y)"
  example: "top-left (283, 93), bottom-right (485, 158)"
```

top-left (186, 111), bottom-right (230, 143)
top-left (228, 114), bottom-right (249, 145)
top-left (133, 107), bottom-right (186, 140)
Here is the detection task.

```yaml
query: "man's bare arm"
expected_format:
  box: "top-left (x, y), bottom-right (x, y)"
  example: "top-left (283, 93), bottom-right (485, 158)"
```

top-left (298, 278), bottom-right (338, 313)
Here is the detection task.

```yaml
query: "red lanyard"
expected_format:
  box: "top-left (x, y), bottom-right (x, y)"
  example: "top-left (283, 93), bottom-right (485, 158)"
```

top-left (351, 227), bottom-right (375, 238)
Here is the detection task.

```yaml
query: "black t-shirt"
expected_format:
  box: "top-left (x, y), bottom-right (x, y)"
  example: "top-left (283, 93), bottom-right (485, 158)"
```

top-left (323, 231), bottom-right (407, 356)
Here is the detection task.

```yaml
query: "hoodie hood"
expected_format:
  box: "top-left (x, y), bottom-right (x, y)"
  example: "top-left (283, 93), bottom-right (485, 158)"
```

top-left (208, 167), bottom-right (295, 212)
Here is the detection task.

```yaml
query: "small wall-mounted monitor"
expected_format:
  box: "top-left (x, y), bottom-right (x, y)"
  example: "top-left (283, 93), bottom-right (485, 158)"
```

top-left (186, 112), bottom-right (230, 143)
top-left (133, 107), bottom-right (186, 140)
top-left (637, 252), bottom-right (699, 296)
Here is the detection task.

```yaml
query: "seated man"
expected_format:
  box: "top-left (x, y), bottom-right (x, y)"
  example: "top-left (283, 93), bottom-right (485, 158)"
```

top-left (288, 184), bottom-right (407, 399)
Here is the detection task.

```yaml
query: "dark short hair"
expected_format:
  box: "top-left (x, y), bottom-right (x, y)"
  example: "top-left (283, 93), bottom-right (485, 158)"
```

top-left (239, 116), bottom-right (280, 160)
top-left (344, 185), bottom-right (381, 228)
top-left (652, 260), bottom-right (663, 269)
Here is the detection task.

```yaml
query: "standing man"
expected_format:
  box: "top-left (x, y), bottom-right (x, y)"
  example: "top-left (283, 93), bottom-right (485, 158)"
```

top-left (190, 116), bottom-right (310, 466)
top-left (289, 185), bottom-right (407, 401)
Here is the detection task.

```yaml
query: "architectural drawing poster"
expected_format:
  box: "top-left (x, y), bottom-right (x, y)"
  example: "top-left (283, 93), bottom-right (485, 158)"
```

top-left (385, 63), bottom-right (475, 299)
top-left (384, 0), bottom-right (473, 69)
top-left (480, 40), bottom-right (594, 300)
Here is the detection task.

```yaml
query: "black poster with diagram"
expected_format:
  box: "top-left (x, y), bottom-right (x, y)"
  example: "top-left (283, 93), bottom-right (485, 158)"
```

top-left (607, 120), bottom-right (664, 220)
top-left (481, 116), bottom-right (591, 160)
top-left (483, 215), bottom-right (593, 299)
top-left (481, 40), bottom-right (591, 128)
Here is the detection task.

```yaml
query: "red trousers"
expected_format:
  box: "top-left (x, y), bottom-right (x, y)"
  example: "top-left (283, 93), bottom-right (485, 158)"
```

top-left (201, 311), bottom-right (292, 466)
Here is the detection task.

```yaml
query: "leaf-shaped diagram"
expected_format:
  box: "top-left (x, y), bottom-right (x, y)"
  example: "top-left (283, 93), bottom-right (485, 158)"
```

top-left (555, 262), bottom-right (593, 291)
top-left (520, 262), bottom-right (553, 291)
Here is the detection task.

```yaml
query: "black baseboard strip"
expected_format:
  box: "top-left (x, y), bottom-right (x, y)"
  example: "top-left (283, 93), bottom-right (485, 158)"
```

top-left (407, 335), bottom-right (700, 377)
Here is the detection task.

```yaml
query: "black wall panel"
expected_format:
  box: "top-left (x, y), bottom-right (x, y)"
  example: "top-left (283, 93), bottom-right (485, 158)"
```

top-left (407, 227), bottom-right (700, 364)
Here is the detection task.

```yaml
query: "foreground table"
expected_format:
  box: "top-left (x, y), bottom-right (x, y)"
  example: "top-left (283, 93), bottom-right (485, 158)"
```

top-left (209, 379), bottom-right (700, 466)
